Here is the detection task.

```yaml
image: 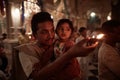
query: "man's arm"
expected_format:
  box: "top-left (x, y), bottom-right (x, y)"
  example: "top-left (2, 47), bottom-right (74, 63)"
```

top-left (31, 39), bottom-right (98, 80)
top-left (104, 50), bottom-right (120, 78)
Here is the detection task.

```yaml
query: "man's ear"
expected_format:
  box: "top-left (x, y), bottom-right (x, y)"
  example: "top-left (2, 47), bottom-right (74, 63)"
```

top-left (33, 33), bottom-right (37, 39)
top-left (114, 27), bottom-right (120, 33)
top-left (103, 32), bottom-right (111, 38)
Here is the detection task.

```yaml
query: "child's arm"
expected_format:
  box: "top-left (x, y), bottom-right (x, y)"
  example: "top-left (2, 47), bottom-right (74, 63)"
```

top-left (63, 40), bottom-right (74, 52)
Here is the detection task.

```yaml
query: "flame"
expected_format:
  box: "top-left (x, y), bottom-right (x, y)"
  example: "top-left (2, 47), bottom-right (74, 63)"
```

top-left (92, 35), bottom-right (95, 38)
top-left (96, 33), bottom-right (104, 39)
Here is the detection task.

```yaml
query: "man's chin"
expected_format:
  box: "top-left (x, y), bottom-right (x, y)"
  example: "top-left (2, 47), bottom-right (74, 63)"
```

top-left (45, 42), bottom-right (53, 46)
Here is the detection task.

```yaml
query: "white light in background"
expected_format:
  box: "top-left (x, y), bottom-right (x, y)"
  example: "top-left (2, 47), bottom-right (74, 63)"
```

top-left (24, 10), bottom-right (30, 18)
top-left (96, 33), bottom-right (104, 39)
top-left (90, 12), bottom-right (96, 17)
top-left (23, 0), bottom-right (40, 35)
top-left (54, 0), bottom-right (57, 3)
top-left (24, 13), bottom-right (29, 17)
top-left (14, 8), bottom-right (20, 15)
top-left (107, 12), bottom-right (111, 20)
top-left (107, 16), bottom-right (111, 20)
top-left (11, 6), bottom-right (21, 27)
top-left (11, 5), bottom-right (21, 39)
top-left (51, 15), bottom-right (53, 19)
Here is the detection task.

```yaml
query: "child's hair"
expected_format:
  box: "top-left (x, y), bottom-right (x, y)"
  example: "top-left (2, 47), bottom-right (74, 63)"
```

top-left (55, 19), bottom-right (74, 34)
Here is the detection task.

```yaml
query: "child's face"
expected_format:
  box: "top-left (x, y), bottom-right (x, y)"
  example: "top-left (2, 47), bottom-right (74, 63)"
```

top-left (57, 23), bottom-right (72, 41)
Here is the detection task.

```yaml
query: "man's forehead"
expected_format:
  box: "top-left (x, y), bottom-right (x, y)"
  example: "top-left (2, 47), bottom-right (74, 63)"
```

top-left (37, 22), bottom-right (54, 30)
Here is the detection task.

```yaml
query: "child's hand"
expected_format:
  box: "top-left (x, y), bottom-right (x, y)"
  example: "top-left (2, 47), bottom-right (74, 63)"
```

top-left (63, 41), bottom-right (74, 52)
top-left (41, 45), bottom-right (54, 66)
top-left (65, 41), bottom-right (74, 48)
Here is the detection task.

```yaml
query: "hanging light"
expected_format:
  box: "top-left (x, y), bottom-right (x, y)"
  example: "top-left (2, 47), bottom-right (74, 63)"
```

top-left (90, 12), bottom-right (96, 17)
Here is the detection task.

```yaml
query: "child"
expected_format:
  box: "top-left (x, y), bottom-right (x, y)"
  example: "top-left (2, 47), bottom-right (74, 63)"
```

top-left (54, 19), bottom-right (82, 80)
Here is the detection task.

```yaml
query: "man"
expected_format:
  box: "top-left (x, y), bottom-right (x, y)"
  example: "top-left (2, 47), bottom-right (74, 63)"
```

top-left (11, 12), bottom-right (98, 80)
top-left (76, 27), bottom-right (88, 43)
top-left (98, 20), bottom-right (120, 80)
top-left (75, 27), bottom-right (89, 80)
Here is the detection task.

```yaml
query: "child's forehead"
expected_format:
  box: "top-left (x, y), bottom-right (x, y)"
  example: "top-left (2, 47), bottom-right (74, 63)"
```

top-left (58, 23), bottom-right (70, 28)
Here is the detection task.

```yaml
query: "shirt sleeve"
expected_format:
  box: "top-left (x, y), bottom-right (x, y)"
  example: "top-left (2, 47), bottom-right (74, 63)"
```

top-left (75, 36), bottom-right (84, 44)
top-left (103, 49), bottom-right (120, 78)
top-left (19, 52), bottom-right (39, 77)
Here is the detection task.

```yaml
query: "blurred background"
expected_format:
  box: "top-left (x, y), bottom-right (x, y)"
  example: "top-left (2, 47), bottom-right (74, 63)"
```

top-left (0, 0), bottom-right (120, 80)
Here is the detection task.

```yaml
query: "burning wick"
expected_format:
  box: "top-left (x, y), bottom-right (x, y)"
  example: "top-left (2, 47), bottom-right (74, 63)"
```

top-left (96, 33), bottom-right (104, 39)
top-left (87, 33), bottom-right (104, 46)
top-left (91, 33), bottom-right (104, 40)
top-left (92, 35), bottom-right (95, 38)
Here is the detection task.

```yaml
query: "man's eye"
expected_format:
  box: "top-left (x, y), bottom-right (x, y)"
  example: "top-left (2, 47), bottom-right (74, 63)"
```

top-left (59, 28), bottom-right (63, 31)
top-left (67, 28), bottom-right (70, 31)
top-left (51, 29), bottom-right (55, 33)
top-left (40, 31), bottom-right (47, 34)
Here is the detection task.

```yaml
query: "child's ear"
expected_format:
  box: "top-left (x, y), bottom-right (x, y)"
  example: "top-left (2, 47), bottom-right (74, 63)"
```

top-left (33, 34), bottom-right (37, 39)
top-left (55, 29), bottom-right (58, 34)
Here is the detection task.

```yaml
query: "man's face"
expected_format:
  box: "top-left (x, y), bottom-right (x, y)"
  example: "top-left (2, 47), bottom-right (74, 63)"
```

top-left (35, 21), bottom-right (55, 46)
top-left (81, 30), bottom-right (87, 37)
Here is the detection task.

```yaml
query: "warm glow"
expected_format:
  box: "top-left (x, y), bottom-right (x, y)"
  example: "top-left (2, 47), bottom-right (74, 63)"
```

top-left (23, 0), bottom-right (40, 35)
top-left (27, 32), bottom-right (32, 35)
top-left (92, 35), bottom-right (95, 38)
top-left (29, 35), bottom-right (32, 39)
top-left (107, 16), bottom-right (111, 20)
top-left (27, 32), bottom-right (32, 39)
top-left (24, 0), bottom-right (40, 18)
top-left (14, 8), bottom-right (20, 15)
top-left (96, 33), bottom-right (104, 39)
top-left (11, 6), bottom-right (21, 26)
top-left (51, 15), bottom-right (53, 19)
top-left (11, 4), bottom-right (21, 38)
top-left (90, 12), bottom-right (96, 17)
top-left (12, 8), bottom-right (20, 18)
top-left (54, 0), bottom-right (57, 3)
top-left (24, 11), bottom-right (30, 18)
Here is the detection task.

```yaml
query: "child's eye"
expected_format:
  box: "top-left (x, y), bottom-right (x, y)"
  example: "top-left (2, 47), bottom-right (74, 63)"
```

top-left (67, 28), bottom-right (71, 31)
top-left (51, 29), bottom-right (55, 33)
top-left (41, 31), bottom-right (47, 34)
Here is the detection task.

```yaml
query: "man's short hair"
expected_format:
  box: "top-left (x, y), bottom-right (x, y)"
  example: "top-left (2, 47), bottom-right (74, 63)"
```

top-left (102, 20), bottom-right (120, 33)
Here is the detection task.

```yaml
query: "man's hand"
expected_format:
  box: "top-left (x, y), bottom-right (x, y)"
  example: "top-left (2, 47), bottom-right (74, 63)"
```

top-left (67, 39), bottom-right (98, 57)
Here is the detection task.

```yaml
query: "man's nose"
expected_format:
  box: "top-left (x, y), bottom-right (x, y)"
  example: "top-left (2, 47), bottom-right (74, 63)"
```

top-left (61, 30), bottom-right (65, 33)
top-left (48, 31), bottom-right (54, 38)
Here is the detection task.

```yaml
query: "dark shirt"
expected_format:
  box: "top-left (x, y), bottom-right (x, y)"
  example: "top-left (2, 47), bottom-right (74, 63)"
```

top-left (0, 53), bottom-right (8, 72)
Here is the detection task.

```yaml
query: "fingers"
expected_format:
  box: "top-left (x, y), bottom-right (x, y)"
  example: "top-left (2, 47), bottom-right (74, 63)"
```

top-left (77, 39), bottom-right (89, 47)
top-left (78, 40), bottom-right (98, 56)
top-left (87, 38), bottom-right (98, 46)
top-left (55, 49), bottom-right (61, 55)
top-left (87, 41), bottom-right (98, 48)
top-left (74, 38), bottom-right (98, 51)
top-left (85, 41), bottom-right (98, 53)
